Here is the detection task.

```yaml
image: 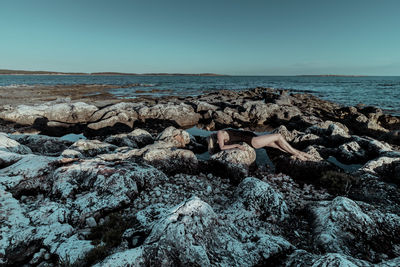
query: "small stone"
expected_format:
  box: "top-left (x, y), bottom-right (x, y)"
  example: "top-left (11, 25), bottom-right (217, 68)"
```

top-left (132, 236), bottom-right (140, 247)
top-left (44, 253), bottom-right (51, 260)
top-left (206, 185), bottom-right (212, 195)
top-left (86, 217), bottom-right (97, 228)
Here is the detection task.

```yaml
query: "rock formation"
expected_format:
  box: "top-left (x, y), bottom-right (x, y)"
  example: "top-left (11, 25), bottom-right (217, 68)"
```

top-left (0, 88), bottom-right (399, 266)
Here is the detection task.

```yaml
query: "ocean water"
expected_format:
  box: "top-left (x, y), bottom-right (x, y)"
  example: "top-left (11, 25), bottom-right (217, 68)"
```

top-left (0, 75), bottom-right (399, 116)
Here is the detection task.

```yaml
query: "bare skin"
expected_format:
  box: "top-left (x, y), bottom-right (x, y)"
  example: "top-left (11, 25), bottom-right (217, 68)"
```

top-left (217, 130), bottom-right (313, 160)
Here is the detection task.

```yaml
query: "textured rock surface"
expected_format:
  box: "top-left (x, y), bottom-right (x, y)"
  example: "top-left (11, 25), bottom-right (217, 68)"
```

top-left (210, 142), bottom-right (256, 183)
top-left (309, 196), bottom-right (400, 262)
top-left (0, 133), bottom-right (32, 154)
top-left (1, 87), bottom-right (400, 266)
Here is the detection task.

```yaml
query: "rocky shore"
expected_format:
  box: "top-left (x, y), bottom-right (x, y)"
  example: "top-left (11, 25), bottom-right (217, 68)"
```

top-left (1, 87), bottom-right (400, 266)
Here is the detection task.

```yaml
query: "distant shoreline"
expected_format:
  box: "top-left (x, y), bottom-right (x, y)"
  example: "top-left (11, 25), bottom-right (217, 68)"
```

top-left (0, 69), bottom-right (226, 76)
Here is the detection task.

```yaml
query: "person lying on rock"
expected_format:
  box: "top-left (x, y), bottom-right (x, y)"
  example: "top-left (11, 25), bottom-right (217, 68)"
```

top-left (207, 128), bottom-right (313, 160)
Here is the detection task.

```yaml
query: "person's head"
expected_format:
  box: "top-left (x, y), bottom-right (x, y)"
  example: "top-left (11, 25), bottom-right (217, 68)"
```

top-left (207, 133), bottom-right (220, 155)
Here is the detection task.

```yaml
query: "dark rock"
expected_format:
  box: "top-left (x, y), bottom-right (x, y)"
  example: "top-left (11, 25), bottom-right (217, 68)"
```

top-left (8, 134), bottom-right (72, 156)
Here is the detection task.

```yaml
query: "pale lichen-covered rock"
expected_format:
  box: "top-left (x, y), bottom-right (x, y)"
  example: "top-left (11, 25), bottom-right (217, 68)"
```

top-left (53, 234), bottom-right (94, 265)
top-left (61, 148), bottom-right (84, 158)
top-left (193, 100), bottom-right (219, 112)
top-left (210, 142), bottom-right (256, 183)
top-left (0, 150), bottom-right (23, 168)
top-left (87, 102), bottom-right (139, 130)
top-left (0, 104), bottom-right (47, 125)
top-left (0, 186), bottom-right (33, 264)
top-left (0, 153), bottom-right (58, 190)
top-left (0, 133), bottom-right (32, 154)
top-left (0, 187), bottom-right (74, 265)
top-left (0, 101), bottom-right (99, 125)
top-left (68, 139), bottom-right (118, 157)
top-left (309, 196), bottom-right (400, 262)
top-left (104, 197), bottom-right (293, 267)
top-left (155, 126), bottom-right (190, 148)
top-left (45, 102), bottom-right (99, 124)
top-left (138, 103), bottom-right (201, 127)
top-left (51, 159), bottom-right (167, 223)
top-left (244, 101), bottom-right (302, 125)
top-left (234, 177), bottom-right (288, 222)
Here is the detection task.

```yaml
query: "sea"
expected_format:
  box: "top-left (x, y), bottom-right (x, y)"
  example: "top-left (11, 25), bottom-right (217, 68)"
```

top-left (0, 75), bottom-right (399, 116)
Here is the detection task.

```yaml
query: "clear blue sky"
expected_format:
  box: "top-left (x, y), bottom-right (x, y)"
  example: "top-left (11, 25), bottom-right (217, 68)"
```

top-left (1, 0), bottom-right (399, 75)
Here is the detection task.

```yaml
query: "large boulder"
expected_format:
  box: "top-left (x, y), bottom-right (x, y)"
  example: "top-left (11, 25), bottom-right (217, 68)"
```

top-left (243, 101), bottom-right (302, 125)
top-left (0, 101), bottom-right (98, 125)
top-left (209, 143), bottom-right (256, 183)
top-left (155, 126), bottom-right (190, 148)
top-left (309, 196), bottom-right (400, 262)
top-left (104, 129), bottom-right (154, 148)
top-left (87, 102), bottom-right (139, 130)
top-left (51, 159), bottom-right (168, 224)
top-left (234, 177), bottom-right (288, 222)
top-left (138, 103), bottom-right (201, 127)
top-left (0, 153), bottom-right (59, 191)
top-left (0, 187), bottom-right (78, 266)
top-left (97, 197), bottom-right (293, 266)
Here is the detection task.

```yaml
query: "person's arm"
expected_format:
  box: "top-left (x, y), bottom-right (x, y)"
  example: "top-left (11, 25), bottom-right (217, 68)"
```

top-left (217, 130), bottom-right (243, 150)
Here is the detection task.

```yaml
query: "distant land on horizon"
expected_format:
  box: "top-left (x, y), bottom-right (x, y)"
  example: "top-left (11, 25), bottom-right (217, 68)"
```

top-left (297, 74), bottom-right (368, 77)
top-left (2, 69), bottom-right (395, 77)
top-left (0, 69), bottom-right (226, 76)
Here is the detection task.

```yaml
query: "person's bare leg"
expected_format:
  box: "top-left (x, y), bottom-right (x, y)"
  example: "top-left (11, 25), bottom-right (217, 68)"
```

top-left (275, 136), bottom-right (303, 156)
top-left (276, 136), bottom-right (314, 159)
top-left (252, 134), bottom-right (310, 160)
top-left (265, 141), bottom-right (287, 153)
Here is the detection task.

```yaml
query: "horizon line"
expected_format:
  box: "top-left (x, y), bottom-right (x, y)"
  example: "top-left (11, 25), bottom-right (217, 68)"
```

top-left (0, 68), bottom-right (398, 77)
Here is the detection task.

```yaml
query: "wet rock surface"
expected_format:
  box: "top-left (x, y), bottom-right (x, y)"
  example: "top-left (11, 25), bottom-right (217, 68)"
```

top-left (0, 87), bottom-right (399, 266)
